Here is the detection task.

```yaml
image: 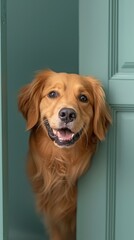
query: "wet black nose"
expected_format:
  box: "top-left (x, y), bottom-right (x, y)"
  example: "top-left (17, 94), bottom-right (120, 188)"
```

top-left (59, 108), bottom-right (77, 123)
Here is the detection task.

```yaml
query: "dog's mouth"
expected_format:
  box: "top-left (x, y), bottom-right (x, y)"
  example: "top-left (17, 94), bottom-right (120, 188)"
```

top-left (44, 120), bottom-right (83, 147)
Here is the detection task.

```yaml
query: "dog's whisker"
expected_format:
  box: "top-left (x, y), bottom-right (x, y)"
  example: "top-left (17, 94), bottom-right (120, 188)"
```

top-left (83, 126), bottom-right (89, 148)
top-left (36, 118), bottom-right (50, 133)
top-left (35, 120), bottom-right (44, 132)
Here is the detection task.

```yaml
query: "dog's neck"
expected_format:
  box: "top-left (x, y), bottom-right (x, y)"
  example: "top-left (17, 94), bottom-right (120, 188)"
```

top-left (28, 127), bottom-right (98, 199)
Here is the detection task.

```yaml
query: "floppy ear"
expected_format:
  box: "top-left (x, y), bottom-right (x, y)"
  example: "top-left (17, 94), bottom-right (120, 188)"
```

top-left (89, 78), bottom-right (112, 140)
top-left (18, 70), bottom-right (53, 130)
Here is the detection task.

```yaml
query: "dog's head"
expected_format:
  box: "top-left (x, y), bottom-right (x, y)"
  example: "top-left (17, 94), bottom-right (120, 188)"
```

top-left (18, 70), bottom-right (111, 148)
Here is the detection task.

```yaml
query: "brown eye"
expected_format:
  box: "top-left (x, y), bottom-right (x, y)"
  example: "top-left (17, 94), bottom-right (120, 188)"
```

top-left (48, 91), bottom-right (59, 98)
top-left (79, 94), bottom-right (88, 103)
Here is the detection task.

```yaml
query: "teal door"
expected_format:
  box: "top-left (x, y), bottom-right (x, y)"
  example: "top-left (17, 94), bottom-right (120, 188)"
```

top-left (78, 0), bottom-right (134, 240)
top-left (0, 0), bottom-right (78, 240)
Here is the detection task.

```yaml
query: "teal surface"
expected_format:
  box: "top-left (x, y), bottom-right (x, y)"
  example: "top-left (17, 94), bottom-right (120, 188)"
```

top-left (115, 112), bottom-right (134, 240)
top-left (6, 0), bottom-right (78, 239)
top-left (0, 0), bottom-right (3, 236)
top-left (78, 1), bottom-right (109, 239)
top-left (0, 18), bottom-right (3, 240)
top-left (78, 0), bottom-right (134, 240)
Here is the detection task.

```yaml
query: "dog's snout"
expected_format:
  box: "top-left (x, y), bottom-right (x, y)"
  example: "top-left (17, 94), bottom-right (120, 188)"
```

top-left (59, 108), bottom-right (77, 123)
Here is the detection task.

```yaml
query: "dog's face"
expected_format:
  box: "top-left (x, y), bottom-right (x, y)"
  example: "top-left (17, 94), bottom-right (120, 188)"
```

top-left (18, 70), bottom-right (111, 148)
top-left (40, 73), bottom-right (94, 147)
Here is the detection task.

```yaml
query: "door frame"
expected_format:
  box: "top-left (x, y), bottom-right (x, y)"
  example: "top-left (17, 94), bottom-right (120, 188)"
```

top-left (0, 0), bottom-right (8, 239)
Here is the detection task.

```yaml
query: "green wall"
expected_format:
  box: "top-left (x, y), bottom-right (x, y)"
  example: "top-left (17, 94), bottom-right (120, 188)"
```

top-left (7, 0), bottom-right (78, 239)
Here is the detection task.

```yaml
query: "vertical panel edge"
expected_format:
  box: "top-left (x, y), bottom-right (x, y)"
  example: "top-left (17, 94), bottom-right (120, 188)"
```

top-left (1, 0), bottom-right (8, 239)
top-left (106, 106), bottom-right (117, 240)
top-left (108, 0), bottom-right (119, 79)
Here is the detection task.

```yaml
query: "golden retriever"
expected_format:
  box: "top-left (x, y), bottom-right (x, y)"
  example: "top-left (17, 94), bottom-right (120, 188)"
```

top-left (18, 70), bottom-right (111, 240)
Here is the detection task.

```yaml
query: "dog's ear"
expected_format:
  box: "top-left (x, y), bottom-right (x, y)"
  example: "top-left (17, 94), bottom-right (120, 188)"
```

top-left (88, 77), bottom-right (112, 140)
top-left (18, 70), bottom-right (53, 130)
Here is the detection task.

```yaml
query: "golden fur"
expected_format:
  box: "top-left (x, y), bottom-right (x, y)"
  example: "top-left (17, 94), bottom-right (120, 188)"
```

top-left (18, 70), bottom-right (111, 240)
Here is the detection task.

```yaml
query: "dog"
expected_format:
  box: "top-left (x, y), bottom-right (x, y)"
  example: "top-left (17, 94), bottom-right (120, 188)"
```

top-left (18, 70), bottom-right (111, 240)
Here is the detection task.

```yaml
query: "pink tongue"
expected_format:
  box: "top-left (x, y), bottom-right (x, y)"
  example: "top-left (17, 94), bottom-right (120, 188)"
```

top-left (57, 129), bottom-right (74, 141)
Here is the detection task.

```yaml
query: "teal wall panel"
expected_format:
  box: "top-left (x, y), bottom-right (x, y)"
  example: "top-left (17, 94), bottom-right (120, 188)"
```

top-left (79, 0), bottom-right (109, 88)
top-left (0, 85), bottom-right (3, 239)
top-left (7, 0), bottom-right (78, 239)
top-left (0, 1), bottom-right (3, 237)
top-left (78, 0), bottom-right (109, 239)
top-left (0, 39), bottom-right (4, 240)
top-left (77, 143), bottom-right (108, 240)
top-left (79, 0), bottom-right (134, 240)
top-left (118, 0), bottom-right (134, 72)
top-left (115, 112), bottom-right (134, 240)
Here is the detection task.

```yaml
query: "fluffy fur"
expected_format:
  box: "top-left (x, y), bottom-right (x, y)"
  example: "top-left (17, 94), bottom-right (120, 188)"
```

top-left (18, 70), bottom-right (111, 240)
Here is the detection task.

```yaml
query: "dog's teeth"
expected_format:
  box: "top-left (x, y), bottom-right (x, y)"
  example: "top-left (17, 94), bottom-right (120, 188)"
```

top-left (59, 138), bottom-right (63, 142)
top-left (53, 128), bottom-right (75, 142)
top-left (53, 129), bottom-right (57, 135)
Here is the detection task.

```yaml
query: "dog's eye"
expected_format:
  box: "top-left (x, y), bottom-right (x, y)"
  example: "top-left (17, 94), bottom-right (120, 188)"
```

top-left (79, 94), bottom-right (88, 103)
top-left (48, 91), bottom-right (59, 98)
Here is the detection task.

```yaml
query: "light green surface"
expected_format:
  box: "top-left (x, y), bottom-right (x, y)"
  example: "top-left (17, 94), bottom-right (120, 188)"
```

top-left (115, 112), bottom-right (134, 240)
top-left (78, 1), bottom-right (109, 238)
top-left (0, 38), bottom-right (3, 240)
top-left (0, 1), bottom-right (3, 237)
top-left (78, 0), bottom-right (134, 240)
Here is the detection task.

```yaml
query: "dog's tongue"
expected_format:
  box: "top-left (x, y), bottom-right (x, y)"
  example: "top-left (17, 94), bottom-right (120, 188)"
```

top-left (53, 129), bottom-right (74, 141)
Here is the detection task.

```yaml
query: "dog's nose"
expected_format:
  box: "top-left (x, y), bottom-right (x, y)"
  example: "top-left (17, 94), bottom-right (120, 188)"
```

top-left (59, 108), bottom-right (77, 123)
